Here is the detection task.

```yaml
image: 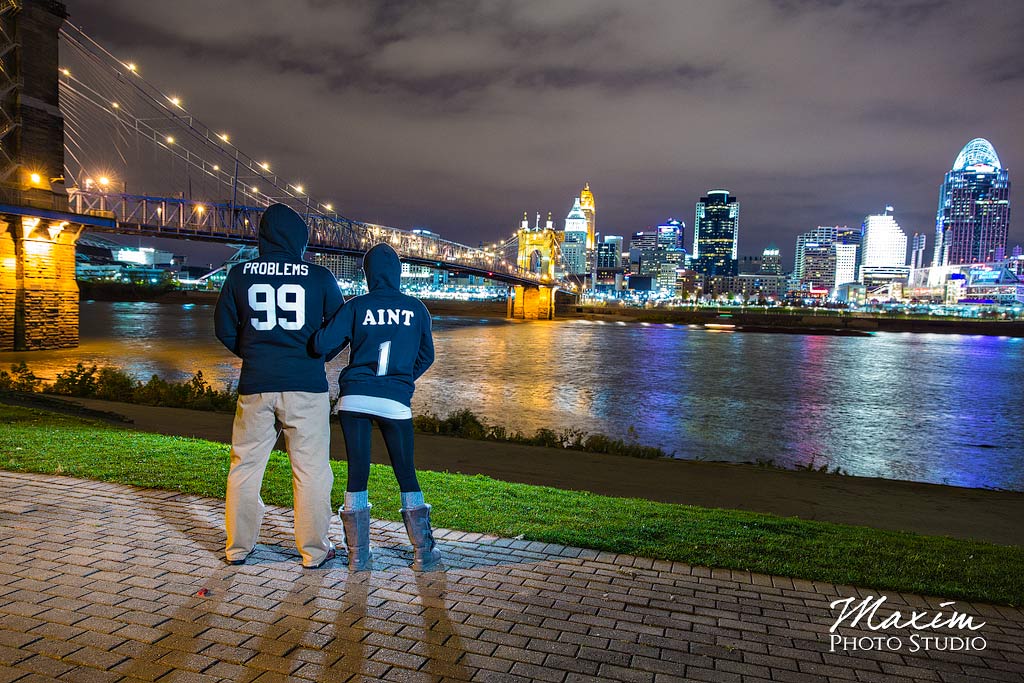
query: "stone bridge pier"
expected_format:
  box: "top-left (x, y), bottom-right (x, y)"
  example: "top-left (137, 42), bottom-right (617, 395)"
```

top-left (0, 214), bottom-right (83, 350)
top-left (0, 0), bottom-right (95, 350)
top-left (507, 284), bottom-right (555, 320)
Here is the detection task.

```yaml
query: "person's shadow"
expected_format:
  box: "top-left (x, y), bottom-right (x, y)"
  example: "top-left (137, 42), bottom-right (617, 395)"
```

top-left (413, 571), bottom-right (472, 680)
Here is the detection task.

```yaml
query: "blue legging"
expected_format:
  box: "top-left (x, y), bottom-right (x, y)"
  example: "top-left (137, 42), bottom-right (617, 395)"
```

top-left (338, 411), bottom-right (421, 493)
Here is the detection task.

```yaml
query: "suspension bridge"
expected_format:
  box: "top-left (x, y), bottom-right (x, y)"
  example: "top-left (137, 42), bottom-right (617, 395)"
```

top-left (1, 1), bottom-right (564, 351)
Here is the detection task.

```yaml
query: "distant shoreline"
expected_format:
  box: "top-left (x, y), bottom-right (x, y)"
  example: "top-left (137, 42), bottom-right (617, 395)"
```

top-left (76, 286), bottom-right (1024, 336)
top-left (565, 305), bottom-right (1024, 337)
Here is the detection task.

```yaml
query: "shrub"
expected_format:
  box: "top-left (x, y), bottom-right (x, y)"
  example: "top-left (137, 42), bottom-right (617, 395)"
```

top-left (95, 367), bottom-right (140, 402)
top-left (0, 362), bottom-right (42, 392)
top-left (50, 363), bottom-right (99, 397)
top-left (438, 408), bottom-right (488, 440)
top-left (413, 412), bottom-right (439, 433)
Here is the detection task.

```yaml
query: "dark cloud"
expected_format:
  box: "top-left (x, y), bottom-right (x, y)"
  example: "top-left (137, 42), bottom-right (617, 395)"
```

top-left (63, 0), bottom-right (1024, 264)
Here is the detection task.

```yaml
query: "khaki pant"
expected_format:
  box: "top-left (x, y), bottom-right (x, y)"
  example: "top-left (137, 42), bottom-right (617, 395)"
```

top-left (225, 391), bottom-right (334, 567)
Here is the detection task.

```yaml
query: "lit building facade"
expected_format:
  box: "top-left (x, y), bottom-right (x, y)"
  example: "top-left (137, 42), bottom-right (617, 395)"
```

top-left (628, 231), bottom-right (657, 272)
top-left (832, 243), bottom-right (858, 294)
top-left (311, 252), bottom-right (362, 281)
top-left (657, 219), bottom-right (684, 249)
top-left (860, 211), bottom-right (909, 290)
top-left (578, 183), bottom-right (596, 250)
top-left (934, 138), bottom-right (1011, 266)
top-left (562, 199), bottom-right (589, 275)
top-left (598, 235), bottom-right (624, 268)
top-left (693, 190), bottom-right (739, 277)
top-left (593, 236), bottom-right (626, 291)
top-left (800, 243), bottom-right (835, 295)
top-left (859, 210), bottom-right (908, 279)
top-left (761, 247), bottom-right (782, 275)
top-left (794, 227), bottom-right (838, 282)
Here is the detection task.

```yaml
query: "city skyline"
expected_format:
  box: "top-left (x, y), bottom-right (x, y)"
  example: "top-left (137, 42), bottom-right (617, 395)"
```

top-left (66, 1), bottom-right (1024, 265)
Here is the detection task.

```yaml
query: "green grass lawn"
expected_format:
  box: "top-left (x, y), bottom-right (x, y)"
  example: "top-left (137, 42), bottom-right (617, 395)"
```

top-left (1, 403), bottom-right (1021, 605)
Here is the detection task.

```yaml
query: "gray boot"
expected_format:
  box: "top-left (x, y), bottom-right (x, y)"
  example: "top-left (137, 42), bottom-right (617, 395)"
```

top-left (340, 505), bottom-right (373, 572)
top-left (401, 504), bottom-right (443, 572)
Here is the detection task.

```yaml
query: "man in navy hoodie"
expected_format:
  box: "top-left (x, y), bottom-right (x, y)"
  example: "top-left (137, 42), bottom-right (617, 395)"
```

top-left (215, 203), bottom-right (343, 568)
top-left (312, 243), bottom-right (440, 572)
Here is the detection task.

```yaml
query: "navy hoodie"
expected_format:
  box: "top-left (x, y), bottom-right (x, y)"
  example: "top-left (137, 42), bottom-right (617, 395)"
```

top-left (312, 243), bottom-right (434, 406)
top-left (214, 203), bottom-right (344, 394)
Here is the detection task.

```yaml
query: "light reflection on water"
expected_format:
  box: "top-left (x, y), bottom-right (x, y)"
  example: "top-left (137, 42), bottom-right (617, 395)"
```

top-left (1, 300), bottom-right (1021, 491)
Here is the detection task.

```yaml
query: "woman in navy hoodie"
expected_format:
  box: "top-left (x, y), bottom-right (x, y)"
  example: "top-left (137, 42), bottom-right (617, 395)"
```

top-left (313, 243), bottom-right (440, 571)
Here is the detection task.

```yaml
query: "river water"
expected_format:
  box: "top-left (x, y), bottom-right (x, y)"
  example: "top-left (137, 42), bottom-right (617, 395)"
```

top-left (2, 301), bottom-right (1021, 491)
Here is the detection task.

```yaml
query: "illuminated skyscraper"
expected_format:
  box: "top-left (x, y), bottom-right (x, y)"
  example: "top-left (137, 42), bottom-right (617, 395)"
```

top-left (693, 190), bottom-right (739, 277)
top-left (801, 243), bottom-right (835, 293)
top-left (859, 209), bottom-right (908, 285)
top-left (794, 226), bottom-right (837, 282)
top-left (832, 244), bottom-right (858, 292)
top-left (596, 236), bottom-right (624, 268)
top-left (657, 219), bottom-right (684, 249)
top-left (761, 247), bottom-right (782, 275)
top-left (860, 210), bottom-right (907, 269)
top-left (578, 183), bottom-right (596, 249)
top-left (562, 199), bottom-right (589, 275)
top-left (934, 138), bottom-right (1011, 266)
top-left (833, 226), bottom-right (860, 291)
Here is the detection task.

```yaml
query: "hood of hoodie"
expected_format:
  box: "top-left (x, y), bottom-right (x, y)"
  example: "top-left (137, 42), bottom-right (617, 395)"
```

top-left (363, 243), bottom-right (402, 291)
top-left (258, 203), bottom-right (308, 258)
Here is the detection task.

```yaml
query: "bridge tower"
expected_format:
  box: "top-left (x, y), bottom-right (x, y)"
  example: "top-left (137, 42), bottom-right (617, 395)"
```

top-left (508, 212), bottom-right (560, 320)
top-left (0, 0), bottom-right (94, 350)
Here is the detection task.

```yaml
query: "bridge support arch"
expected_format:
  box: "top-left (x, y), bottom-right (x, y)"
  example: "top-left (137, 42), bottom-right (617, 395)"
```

top-left (0, 213), bottom-right (83, 350)
top-left (508, 284), bottom-right (555, 320)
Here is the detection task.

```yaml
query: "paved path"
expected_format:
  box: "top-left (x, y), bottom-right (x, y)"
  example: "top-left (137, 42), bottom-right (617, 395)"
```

top-left (0, 472), bottom-right (1021, 683)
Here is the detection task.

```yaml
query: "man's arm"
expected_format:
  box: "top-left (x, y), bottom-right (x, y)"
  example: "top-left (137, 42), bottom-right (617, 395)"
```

top-left (214, 275), bottom-right (242, 357)
top-left (318, 271), bottom-right (347, 361)
top-left (312, 300), bottom-right (354, 358)
top-left (412, 304), bottom-right (434, 380)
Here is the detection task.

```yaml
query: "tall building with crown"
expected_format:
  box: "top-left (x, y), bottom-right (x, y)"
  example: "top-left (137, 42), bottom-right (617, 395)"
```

top-left (578, 183), bottom-right (596, 249)
top-left (562, 199), bottom-right (589, 275)
top-left (934, 138), bottom-right (1011, 266)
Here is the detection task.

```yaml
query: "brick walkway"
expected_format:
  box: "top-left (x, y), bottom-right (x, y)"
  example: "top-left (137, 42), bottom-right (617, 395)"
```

top-left (0, 472), bottom-right (1021, 683)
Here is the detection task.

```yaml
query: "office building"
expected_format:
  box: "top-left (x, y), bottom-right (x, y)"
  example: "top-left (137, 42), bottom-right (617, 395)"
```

top-left (693, 190), bottom-right (739, 276)
top-left (562, 199), bottom-right (589, 275)
top-left (934, 138), bottom-right (1011, 266)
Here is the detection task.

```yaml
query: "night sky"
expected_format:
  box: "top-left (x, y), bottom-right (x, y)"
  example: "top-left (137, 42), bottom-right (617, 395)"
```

top-left (64, 1), bottom-right (1024, 269)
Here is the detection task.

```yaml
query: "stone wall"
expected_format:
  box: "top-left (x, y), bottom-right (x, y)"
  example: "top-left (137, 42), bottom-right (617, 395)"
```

top-left (510, 285), bottom-right (554, 320)
top-left (0, 221), bottom-right (16, 349)
top-left (0, 216), bottom-right (80, 351)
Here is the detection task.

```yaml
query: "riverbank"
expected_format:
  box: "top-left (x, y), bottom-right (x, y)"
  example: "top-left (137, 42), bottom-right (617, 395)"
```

top-left (7, 393), bottom-right (1021, 547)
